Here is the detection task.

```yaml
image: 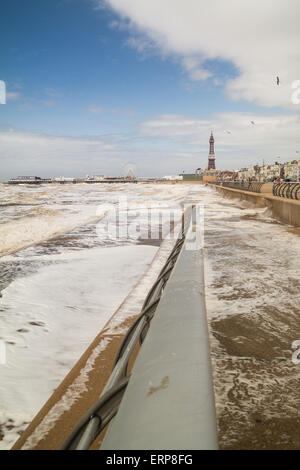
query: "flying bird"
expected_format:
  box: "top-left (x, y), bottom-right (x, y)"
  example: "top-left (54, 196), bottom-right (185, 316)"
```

top-left (251, 121), bottom-right (255, 125)
top-left (225, 130), bottom-right (231, 134)
top-left (276, 76), bottom-right (280, 86)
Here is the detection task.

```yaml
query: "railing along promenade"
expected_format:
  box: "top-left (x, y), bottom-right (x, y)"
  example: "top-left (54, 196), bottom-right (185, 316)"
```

top-left (61, 206), bottom-right (218, 450)
top-left (211, 181), bottom-right (300, 200)
top-left (273, 182), bottom-right (300, 200)
top-left (214, 181), bottom-right (265, 193)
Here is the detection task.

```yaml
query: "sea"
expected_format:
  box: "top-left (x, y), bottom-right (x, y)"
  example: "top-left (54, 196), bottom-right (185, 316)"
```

top-left (0, 182), bottom-right (299, 449)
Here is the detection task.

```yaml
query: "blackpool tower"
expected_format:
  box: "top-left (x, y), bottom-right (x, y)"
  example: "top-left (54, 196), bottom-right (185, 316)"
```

top-left (208, 132), bottom-right (216, 170)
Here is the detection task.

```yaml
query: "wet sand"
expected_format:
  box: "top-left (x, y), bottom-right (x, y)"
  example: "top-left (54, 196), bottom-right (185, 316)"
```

top-left (210, 311), bottom-right (300, 450)
top-left (205, 190), bottom-right (300, 450)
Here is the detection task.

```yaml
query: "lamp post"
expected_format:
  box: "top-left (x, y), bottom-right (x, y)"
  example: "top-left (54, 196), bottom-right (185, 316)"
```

top-left (277, 157), bottom-right (282, 183)
top-left (296, 157), bottom-right (300, 183)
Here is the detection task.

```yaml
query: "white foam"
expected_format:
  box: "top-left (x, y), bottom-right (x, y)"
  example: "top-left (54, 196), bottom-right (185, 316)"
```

top-left (0, 244), bottom-right (157, 448)
top-left (0, 183), bottom-right (203, 256)
top-left (20, 234), bottom-right (178, 450)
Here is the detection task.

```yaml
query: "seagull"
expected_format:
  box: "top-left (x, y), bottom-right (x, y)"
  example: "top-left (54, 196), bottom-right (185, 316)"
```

top-left (276, 76), bottom-right (280, 86)
top-left (225, 130), bottom-right (231, 134)
top-left (251, 121), bottom-right (255, 125)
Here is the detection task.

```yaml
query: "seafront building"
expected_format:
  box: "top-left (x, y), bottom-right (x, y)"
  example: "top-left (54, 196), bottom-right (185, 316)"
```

top-left (234, 159), bottom-right (300, 183)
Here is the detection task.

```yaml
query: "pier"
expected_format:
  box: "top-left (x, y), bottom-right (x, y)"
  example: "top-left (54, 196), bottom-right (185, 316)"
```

top-left (6, 178), bottom-right (139, 185)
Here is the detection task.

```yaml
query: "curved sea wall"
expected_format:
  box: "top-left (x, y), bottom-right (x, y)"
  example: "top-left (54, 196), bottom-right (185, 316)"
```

top-left (212, 185), bottom-right (300, 227)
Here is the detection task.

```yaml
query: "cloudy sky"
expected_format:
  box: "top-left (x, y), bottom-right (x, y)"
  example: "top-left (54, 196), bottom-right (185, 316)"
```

top-left (1, 0), bottom-right (300, 179)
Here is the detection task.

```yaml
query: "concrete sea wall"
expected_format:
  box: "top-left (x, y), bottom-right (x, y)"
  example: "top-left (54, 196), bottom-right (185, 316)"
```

top-left (212, 185), bottom-right (300, 228)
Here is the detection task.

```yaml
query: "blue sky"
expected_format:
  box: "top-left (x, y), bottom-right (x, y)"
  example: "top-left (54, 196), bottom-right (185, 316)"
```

top-left (1, 0), bottom-right (300, 178)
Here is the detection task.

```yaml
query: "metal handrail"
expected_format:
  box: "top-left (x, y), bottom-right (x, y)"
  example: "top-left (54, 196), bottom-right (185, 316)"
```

top-left (61, 208), bottom-right (193, 450)
top-left (221, 182), bottom-right (265, 193)
top-left (273, 182), bottom-right (300, 200)
top-left (101, 206), bottom-right (218, 450)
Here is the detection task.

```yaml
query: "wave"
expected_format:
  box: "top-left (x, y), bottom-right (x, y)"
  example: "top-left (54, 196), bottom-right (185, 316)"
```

top-left (0, 209), bottom-right (109, 257)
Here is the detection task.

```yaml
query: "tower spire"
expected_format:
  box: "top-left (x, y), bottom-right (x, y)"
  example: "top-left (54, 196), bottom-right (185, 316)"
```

top-left (208, 131), bottom-right (216, 170)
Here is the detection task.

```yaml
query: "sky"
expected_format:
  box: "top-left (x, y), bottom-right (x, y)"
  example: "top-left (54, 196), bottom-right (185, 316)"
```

top-left (1, 0), bottom-right (300, 178)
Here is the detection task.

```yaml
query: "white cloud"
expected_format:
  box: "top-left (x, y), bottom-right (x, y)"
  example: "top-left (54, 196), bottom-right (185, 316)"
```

top-left (6, 91), bottom-right (21, 101)
top-left (182, 57), bottom-right (212, 82)
top-left (125, 35), bottom-right (155, 55)
top-left (1, 110), bottom-right (300, 180)
top-left (41, 100), bottom-right (55, 107)
top-left (44, 88), bottom-right (63, 98)
top-left (88, 104), bottom-right (104, 114)
top-left (111, 107), bottom-right (136, 116)
top-left (0, 128), bottom-right (196, 179)
top-left (140, 114), bottom-right (212, 137)
top-left (140, 112), bottom-right (300, 168)
top-left (100, 0), bottom-right (300, 109)
top-left (0, 130), bottom-right (120, 180)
